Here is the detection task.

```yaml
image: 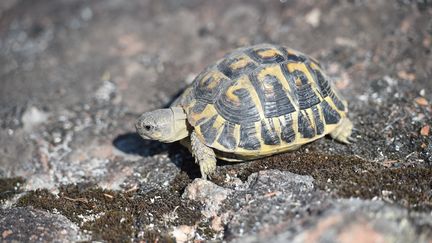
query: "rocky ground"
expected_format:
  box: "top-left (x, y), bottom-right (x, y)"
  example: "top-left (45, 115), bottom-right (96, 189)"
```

top-left (1, 0), bottom-right (431, 242)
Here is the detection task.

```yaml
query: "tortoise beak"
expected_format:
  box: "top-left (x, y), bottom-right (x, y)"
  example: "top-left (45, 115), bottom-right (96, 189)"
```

top-left (135, 120), bottom-right (149, 139)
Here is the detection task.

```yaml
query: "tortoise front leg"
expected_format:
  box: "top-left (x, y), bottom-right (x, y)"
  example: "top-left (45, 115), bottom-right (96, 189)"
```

top-left (191, 131), bottom-right (216, 179)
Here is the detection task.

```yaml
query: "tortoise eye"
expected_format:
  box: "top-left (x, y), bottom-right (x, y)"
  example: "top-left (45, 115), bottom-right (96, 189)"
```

top-left (144, 125), bottom-right (152, 131)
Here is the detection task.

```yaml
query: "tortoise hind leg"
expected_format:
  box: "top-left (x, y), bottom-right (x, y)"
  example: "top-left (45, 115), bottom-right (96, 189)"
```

top-left (191, 131), bottom-right (217, 179)
top-left (330, 117), bottom-right (354, 144)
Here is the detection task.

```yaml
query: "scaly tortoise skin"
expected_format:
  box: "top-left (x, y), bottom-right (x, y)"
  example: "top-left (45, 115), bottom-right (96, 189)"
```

top-left (136, 43), bottom-right (353, 178)
top-left (173, 43), bottom-right (351, 160)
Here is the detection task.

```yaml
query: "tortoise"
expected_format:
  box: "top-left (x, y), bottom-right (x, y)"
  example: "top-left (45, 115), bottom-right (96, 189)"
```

top-left (135, 43), bottom-right (353, 179)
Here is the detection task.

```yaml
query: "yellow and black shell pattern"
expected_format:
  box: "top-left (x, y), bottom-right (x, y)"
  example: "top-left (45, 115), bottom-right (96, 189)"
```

top-left (176, 44), bottom-right (348, 159)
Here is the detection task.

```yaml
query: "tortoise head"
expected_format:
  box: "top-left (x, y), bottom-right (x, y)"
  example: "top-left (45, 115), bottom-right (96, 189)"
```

top-left (135, 107), bottom-right (189, 143)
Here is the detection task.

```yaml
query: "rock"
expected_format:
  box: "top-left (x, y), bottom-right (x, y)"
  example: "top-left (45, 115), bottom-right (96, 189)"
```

top-left (420, 125), bottom-right (430, 136)
top-left (94, 80), bottom-right (117, 103)
top-left (230, 197), bottom-right (432, 243)
top-left (0, 130), bottom-right (34, 177)
top-left (224, 170), bottom-right (432, 242)
top-left (0, 207), bottom-right (88, 242)
top-left (211, 215), bottom-right (224, 232)
top-left (182, 178), bottom-right (233, 218)
top-left (415, 97), bottom-right (429, 106)
top-left (171, 225), bottom-right (196, 243)
top-left (21, 106), bottom-right (49, 131)
top-left (291, 199), bottom-right (432, 243)
top-left (242, 169), bottom-right (315, 193)
top-left (226, 170), bottom-right (320, 239)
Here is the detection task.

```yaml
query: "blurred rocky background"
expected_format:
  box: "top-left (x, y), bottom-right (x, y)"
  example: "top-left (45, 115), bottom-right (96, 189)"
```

top-left (0, 0), bottom-right (431, 242)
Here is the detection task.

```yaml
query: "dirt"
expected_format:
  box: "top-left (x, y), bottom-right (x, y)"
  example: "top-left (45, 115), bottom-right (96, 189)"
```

top-left (0, 0), bottom-right (431, 241)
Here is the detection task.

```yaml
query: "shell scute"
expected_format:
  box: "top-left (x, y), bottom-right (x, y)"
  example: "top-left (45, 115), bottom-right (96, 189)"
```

top-left (250, 65), bottom-right (297, 118)
top-left (238, 123), bottom-right (261, 150)
top-left (297, 110), bottom-right (315, 138)
top-left (217, 53), bottom-right (258, 80)
top-left (246, 45), bottom-right (285, 64)
top-left (217, 122), bottom-right (237, 150)
top-left (214, 82), bottom-right (261, 125)
top-left (261, 119), bottom-right (280, 145)
top-left (279, 114), bottom-right (296, 143)
top-left (193, 70), bottom-right (228, 103)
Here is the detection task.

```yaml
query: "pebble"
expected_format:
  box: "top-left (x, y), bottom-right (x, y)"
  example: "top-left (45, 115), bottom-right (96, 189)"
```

top-left (420, 125), bottom-right (430, 136)
top-left (171, 225), bottom-right (195, 243)
top-left (414, 97), bottom-right (429, 106)
top-left (182, 179), bottom-right (233, 218)
top-left (305, 8), bottom-right (321, 28)
top-left (21, 106), bottom-right (49, 131)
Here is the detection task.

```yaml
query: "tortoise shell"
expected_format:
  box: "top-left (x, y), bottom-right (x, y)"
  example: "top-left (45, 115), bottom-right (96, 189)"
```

top-left (174, 44), bottom-right (348, 160)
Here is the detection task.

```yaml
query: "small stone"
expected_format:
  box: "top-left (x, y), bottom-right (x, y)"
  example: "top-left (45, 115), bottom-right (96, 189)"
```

top-left (95, 80), bottom-right (116, 102)
top-left (80, 7), bottom-right (93, 21)
top-left (171, 225), bottom-right (195, 243)
top-left (21, 106), bottom-right (49, 131)
top-left (400, 17), bottom-right (412, 33)
top-left (420, 125), bottom-right (430, 136)
top-left (335, 37), bottom-right (358, 48)
top-left (397, 70), bottom-right (416, 81)
top-left (182, 179), bottom-right (232, 218)
top-left (2, 229), bottom-right (13, 238)
top-left (211, 215), bottom-right (224, 232)
top-left (423, 36), bottom-right (431, 48)
top-left (419, 89), bottom-right (426, 97)
top-left (381, 190), bottom-right (392, 197)
top-left (305, 8), bottom-right (321, 28)
top-left (415, 97), bottom-right (428, 106)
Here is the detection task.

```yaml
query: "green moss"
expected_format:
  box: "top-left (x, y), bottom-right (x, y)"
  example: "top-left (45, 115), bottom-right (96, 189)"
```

top-left (0, 177), bottom-right (25, 202)
top-left (89, 210), bottom-right (134, 241)
top-left (16, 184), bottom-right (202, 242)
top-left (196, 221), bottom-right (217, 239)
top-left (225, 151), bottom-right (432, 211)
top-left (169, 171), bottom-right (193, 195)
top-left (140, 231), bottom-right (176, 243)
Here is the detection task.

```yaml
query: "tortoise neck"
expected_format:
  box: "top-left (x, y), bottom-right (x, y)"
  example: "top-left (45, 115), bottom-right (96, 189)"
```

top-left (170, 106), bottom-right (187, 120)
top-left (168, 107), bottom-right (189, 142)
